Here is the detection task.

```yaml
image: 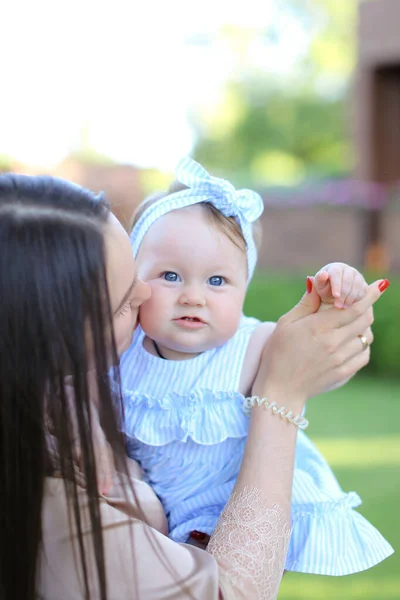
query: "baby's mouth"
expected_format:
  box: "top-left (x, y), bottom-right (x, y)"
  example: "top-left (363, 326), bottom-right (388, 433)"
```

top-left (176, 316), bottom-right (205, 323)
top-left (173, 316), bottom-right (207, 328)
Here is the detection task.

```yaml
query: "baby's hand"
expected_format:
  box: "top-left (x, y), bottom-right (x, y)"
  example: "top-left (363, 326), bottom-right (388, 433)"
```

top-left (313, 262), bottom-right (368, 309)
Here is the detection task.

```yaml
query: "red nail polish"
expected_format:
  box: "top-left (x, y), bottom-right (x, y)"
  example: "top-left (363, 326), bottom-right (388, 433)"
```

top-left (190, 530), bottom-right (206, 541)
top-left (378, 279), bottom-right (390, 293)
top-left (306, 276), bottom-right (313, 294)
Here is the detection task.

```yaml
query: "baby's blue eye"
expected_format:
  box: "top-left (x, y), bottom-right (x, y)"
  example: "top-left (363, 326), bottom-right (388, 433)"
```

top-left (163, 271), bottom-right (180, 282)
top-left (208, 276), bottom-right (225, 286)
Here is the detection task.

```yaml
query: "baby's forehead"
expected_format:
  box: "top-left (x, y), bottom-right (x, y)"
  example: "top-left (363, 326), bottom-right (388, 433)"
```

top-left (141, 204), bottom-right (219, 243)
top-left (137, 205), bottom-right (246, 265)
top-left (157, 204), bottom-right (208, 224)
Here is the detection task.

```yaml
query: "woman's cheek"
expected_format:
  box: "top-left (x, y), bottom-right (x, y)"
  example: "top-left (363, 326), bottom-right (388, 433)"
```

top-left (113, 313), bottom-right (134, 354)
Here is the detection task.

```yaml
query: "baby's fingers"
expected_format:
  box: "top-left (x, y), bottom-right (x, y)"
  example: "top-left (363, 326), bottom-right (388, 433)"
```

top-left (333, 267), bottom-right (356, 308)
top-left (314, 270), bottom-right (332, 296)
top-left (343, 272), bottom-right (368, 307)
top-left (321, 264), bottom-right (343, 303)
top-left (332, 279), bottom-right (389, 328)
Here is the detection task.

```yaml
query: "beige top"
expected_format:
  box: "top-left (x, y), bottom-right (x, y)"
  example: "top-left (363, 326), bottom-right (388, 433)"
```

top-left (39, 460), bottom-right (290, 599)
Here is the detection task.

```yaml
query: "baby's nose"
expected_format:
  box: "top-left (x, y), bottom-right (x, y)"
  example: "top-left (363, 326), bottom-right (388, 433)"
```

top-left (178, 285), bottom-right (205, 307)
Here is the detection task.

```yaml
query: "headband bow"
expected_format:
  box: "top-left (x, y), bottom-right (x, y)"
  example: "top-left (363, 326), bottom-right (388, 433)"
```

top-left (175, 157), bottom-right (263, 224)
top-left (130, 157), bottom-right (264, 282)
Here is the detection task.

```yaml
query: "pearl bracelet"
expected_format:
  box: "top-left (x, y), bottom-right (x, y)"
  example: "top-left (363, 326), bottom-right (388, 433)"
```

top-left (242, 396), bottom-right (309, 430)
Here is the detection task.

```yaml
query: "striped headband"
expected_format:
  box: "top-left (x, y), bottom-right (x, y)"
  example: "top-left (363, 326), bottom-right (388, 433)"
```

top-left (130, 157), bottom-right (264, 281)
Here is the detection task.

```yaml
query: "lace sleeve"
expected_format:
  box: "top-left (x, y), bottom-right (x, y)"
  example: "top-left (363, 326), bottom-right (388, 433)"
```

top-left (207, 486), bottom-right (291, 600)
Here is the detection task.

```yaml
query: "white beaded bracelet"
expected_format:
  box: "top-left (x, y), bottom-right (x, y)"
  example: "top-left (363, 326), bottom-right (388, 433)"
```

top-left (242, 396), bottom-right (309, 430)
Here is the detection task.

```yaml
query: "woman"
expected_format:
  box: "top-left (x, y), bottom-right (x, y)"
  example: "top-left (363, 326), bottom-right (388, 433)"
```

top-left (0, 174), bottom-right (384, 599)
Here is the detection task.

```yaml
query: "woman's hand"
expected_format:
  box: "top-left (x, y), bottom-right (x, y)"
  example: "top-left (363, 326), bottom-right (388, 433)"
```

top-left (252, 279), bottom-right (388, 407)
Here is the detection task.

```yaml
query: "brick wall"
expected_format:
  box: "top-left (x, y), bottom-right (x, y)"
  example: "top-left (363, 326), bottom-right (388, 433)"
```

top-left (257, 204), bottom-right (399, 272)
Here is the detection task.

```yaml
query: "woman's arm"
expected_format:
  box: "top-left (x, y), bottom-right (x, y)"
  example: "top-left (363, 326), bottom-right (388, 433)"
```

top-left (42, 473), bottom-right (225, 600)
top-left (207, 280), bottom-right (385, 599)
top-left (208, 406), bottom-right (296, 599)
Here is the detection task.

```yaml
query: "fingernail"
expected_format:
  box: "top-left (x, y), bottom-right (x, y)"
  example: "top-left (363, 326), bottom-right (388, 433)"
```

top-left (378, 279), bottom-right (390, 293)
top-left (190, 530), bottom-right (206, 541)
top-left (306, 276), bottom-right (313, 294)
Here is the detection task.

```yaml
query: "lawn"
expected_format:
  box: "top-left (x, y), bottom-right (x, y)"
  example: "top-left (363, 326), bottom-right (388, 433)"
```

top-left (243, 272), bottom-right (399, 600)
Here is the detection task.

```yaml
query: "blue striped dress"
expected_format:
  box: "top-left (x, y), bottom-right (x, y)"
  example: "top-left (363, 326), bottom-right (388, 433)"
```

top-left (120, 315), bottom-right (394, 575)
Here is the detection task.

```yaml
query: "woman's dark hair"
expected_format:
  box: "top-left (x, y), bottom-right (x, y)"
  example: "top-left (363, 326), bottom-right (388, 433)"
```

top-left (0, 174), bottom-right (126, 599)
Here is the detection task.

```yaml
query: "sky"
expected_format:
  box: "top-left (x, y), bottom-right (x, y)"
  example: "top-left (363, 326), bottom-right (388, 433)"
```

top-left (0, 0), bottom-right (309, 171)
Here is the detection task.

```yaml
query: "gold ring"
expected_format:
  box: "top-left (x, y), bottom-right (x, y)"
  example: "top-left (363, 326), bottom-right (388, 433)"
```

top-left (358, 335), bottom-right (369, 351)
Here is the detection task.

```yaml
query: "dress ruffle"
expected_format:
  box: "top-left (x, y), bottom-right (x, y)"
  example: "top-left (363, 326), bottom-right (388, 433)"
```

top-left (285, 431), bottom-right (395, 574)
top-left (123, 388), bottom-right (248, 446)
top-left (287, 491), bottom-right (394, 574)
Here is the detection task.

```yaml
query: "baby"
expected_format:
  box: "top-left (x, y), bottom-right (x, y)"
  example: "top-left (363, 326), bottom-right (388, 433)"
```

top-left (120, 158), bottom-right (393, 575)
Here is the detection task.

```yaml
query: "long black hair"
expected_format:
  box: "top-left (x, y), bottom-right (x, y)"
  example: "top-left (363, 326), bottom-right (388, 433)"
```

top-left (0, 174), bottom-right (127, 599)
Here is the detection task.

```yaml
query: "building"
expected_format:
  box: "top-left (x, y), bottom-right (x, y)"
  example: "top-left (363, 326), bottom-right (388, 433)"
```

top-left (354, 0), bottom-right (400, 270)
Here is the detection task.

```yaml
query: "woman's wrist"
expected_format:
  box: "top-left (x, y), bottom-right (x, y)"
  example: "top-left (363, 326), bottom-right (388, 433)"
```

top-left (250, 385), bottom-right (306, 415)
top-left (244, 396), bottom-right (309, 429)
top-left (236, 398), bottom-right (299, 505)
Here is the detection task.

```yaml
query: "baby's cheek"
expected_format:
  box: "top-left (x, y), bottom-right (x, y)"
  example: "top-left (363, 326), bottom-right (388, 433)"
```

top-left (214, 301), bottom-right (243, 342)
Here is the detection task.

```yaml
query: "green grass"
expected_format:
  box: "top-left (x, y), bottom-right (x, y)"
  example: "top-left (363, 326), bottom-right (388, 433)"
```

top-left (243, 272), bottom-right (399, 599)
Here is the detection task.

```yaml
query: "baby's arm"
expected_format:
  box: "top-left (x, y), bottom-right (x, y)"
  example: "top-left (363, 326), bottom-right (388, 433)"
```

top-left (313, 262), bottom-right (368, 309)
top-left (239, 322), bottom-right (276, 396)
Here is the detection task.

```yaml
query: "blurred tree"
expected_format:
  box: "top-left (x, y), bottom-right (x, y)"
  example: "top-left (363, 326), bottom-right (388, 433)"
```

top-left (191, 0), bottom-right (359, 187)
top-left (0, 154), bottom-right (13, 172)
top-left (139, 168), bottom-right (174, 198)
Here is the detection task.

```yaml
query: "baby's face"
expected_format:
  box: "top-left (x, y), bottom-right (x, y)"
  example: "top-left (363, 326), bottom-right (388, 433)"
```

top-left (136, 205), bottom-right (248, 356)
